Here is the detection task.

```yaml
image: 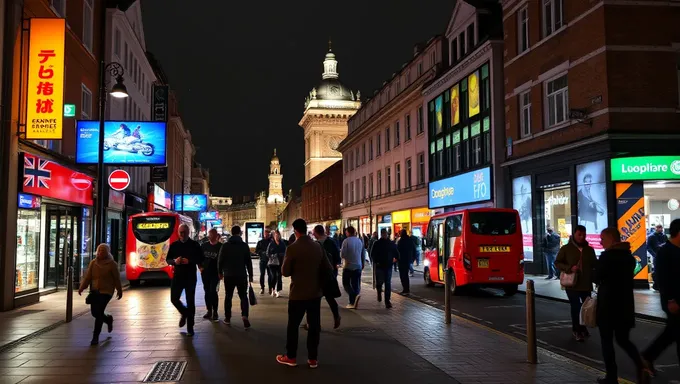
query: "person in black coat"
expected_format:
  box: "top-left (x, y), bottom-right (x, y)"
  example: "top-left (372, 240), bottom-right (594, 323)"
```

top-left (166, 224), bottom-right (204, 336)
top-left (594, 227), bottom-right (646, 384)
top-left (396, 229), bottom-right (416, 294)
top-left (371, 228), bottom-right (400, 308)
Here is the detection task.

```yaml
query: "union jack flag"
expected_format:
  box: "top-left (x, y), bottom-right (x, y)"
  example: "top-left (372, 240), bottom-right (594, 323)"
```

top-left (24, 156), bottom-right (51, 189)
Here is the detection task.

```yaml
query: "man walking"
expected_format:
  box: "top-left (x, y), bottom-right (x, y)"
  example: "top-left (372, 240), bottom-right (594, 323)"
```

top-left (542, 227), bottom-right (561, 279)
top-left (218, 225), bottom-right (254, 329)
top-left (313, 225), bottom-right (341, 328)
top-left (396, 229), bottom-right (416, 294)
top-left (371, 228), bottom-right (400, 308)
top-left (340, 226), bottom-right (364, 309)
top-left (647, 224), bottom-right (667, 290)
top-left (200, 228), bottom-right (222, 321)
top-left (256, 230), bottom-right (272, 294)
top-left (166, 224), bottom-right (204, 336)
top-left (277, 219), bottom-right (333, 368)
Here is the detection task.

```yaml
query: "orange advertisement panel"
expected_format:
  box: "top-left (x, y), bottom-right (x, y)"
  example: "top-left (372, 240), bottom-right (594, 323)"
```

top-left (615, 182), bottom-right (648, 281)
top-left (411, 207), bottom-right (432, 223)
top-left (25, 18), bottom-right (65, 139)
top-left (450, 84), bottom-right (460, 126)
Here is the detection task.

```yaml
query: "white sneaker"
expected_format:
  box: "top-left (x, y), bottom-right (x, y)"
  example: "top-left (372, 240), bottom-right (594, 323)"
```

top-left (354, 294), bottom-right (362, 309)
top-left (345, 304), bottom-right (355, 309)
top-left (275, 291), bottom-right (280, 298)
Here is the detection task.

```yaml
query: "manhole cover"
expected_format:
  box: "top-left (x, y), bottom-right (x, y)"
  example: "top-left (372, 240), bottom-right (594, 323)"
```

top-left (336, 327), bottom-right (377, 334)
top-left (142, 361), bottom-right (186, 382)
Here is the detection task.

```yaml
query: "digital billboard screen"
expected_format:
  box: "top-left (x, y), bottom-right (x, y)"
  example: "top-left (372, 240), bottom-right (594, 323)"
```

top-left (75, 120), bottom-right (167, 165)
top-left (174, 194), bottom-right (208, 212)
top-left (199, 211), bottom-right (218, 221)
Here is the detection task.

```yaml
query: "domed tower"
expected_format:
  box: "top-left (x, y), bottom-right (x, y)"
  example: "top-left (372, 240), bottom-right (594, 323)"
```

top-left (267, 149), bottom-right (284, 204)
top-left (299, 41), bottom-right (361, 182)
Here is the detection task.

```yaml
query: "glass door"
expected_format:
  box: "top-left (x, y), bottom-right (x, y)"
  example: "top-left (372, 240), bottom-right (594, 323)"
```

top-left (45, 210), bottom-right (59, 289)
top-left (44, 207), bottom-right (79, 289)
top-left (16, 209), bottom-right (41, 294)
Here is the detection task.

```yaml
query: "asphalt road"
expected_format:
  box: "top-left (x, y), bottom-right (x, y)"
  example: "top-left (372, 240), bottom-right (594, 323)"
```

top-left (358, 266), bottom-right (679, 383)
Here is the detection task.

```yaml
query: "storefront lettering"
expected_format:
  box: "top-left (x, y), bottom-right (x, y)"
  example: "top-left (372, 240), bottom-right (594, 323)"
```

top-left (619, 207), bottom-right (645, 241)
top-left (546, 195), bottom-right (569, 206)
top-left (432, 187), bottom-right (454, 200)
top-left (620, 162), bottom-right (668, 176)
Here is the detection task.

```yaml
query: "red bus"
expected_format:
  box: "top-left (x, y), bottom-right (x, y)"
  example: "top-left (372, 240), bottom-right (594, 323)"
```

top-left (422, 208), bottom-right (524, 296)
top-left (126, 212), bottom-right (195, 286)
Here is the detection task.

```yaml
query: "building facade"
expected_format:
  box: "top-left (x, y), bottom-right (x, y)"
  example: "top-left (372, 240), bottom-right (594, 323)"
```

top-left (502, 0), bottom-right (680, 284)
top-left (299, 45), bottom-right (361, 182)
top-left (301, 160), bottom-right (342, 236)
top-left (339, 37), bottom-right (445, 239)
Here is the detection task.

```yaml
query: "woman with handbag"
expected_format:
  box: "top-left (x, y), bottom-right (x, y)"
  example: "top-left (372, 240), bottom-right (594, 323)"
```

top-left (267, 230), bottom-right (286, 298)
top-left (555, 225), bottom-right (597, 341)
top-left (78, 243), bottom-right (123, 345)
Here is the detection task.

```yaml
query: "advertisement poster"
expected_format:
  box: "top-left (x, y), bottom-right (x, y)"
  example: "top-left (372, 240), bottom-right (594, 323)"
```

top-left (199, 211), bottom-right (219, 221)
top-left (245, 222), bottom-right (264, 249)
top-left (512, 176), bottom-right (533, 262)
top-left (75, 121), bottom-right (167, 165)
top-left (22, 153), bottom-right (93, 206)
top-left (147, 183), bottom-right (171, 210)
top-left (450, 84), bottom-right (460, 126)
top-left (429, 167), bottom-right (491, 209)
top-left (616, 182), bottom-right (648, 281)
top-left (135, 241), bottom-right (170, 269)
top-left (576, 160), bottom-right (608, 255)
top-left (468, 71), bottom-right (480, 118)
top-left (435, 95), bottom-right (443, 134)
top-left (174, 194), bottom-right (208, 212)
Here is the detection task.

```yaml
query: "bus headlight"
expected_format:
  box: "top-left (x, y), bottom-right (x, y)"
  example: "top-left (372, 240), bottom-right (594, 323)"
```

top-left (423, 259), bottom-right (430, 267)
top-left (129, 252), bottom-right (137, 267)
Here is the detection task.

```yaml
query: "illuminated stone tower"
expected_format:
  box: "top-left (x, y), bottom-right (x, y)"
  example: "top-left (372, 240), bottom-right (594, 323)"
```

top-left (267, 149), bottom-right (284, 204)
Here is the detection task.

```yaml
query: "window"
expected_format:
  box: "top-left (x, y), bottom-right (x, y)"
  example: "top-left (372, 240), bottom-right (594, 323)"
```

top-left (345, 184), bottom-right (348, 203)
top-left (406, 158), bottom-right (412, 188)
top-left (518, 6), bottom-right (529, 54)
top-left (377, 170), bottom-right (382, 195)
top-left (519, 91), bottom-right (532, 137)
top-left (369, 173), bottom-right (374, 197)
top-left (385, 127), bottom-right (391, 151)
top-left (451, 38), bottom-right (458, 64)
top-left (81, 84), bottom-right (93, 119)
top-left (430, 51), bottom-right (436, 68)
top-left (83, 0), bottom-right (94, 51)
top-left (123, 43), bottom-right (128, 70)
top-left (459, 31), bottom-right (466, 56)
top-left (386, 167), bottom-right (392, 194)
top-left (355, 148), bottom-right (359, 168)
top-left (362, 176), bottom-right (366, 200)
top-left (469, 212), bottom-right (518, 235)
top-left (377, 133), bottom-right (382, 156)
top-left (50, 0), bottom-right (66, 17)
top-left (417, 62), bottom-right (423, 77)
top-left (546, 74), bottom-right (569, 127)
top-left (395, 120), bottom-right (400, 146)
top-left (417, 152), bottom-right (425, 185)
top-left (395, 163), bottom-right (401, 191)
top-left (447, 215), bottom-right (463, 237)
top-left (356, 178), bottom-right (360, 201)
top-left (350, 182), bottom-right (354, 203)
top-left (417, 106), bottom-right (424, 134)
top-left (349, 152), bottom-right (354, 171)
top-left (113, 28), bottom-right (121, 58)
top-left (543, 0), bottom-right (564, 37)
top-left (467, 24), bottom-right (475, 52)
top-left (362, 143), bottom-right (366, 164)
top-left (369, 138), bottom-right (374, 160)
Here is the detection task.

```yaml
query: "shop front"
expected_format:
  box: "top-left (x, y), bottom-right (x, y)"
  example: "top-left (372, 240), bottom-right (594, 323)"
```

top-left (15, 153), bottom-right (94, 306)
top-left (411, 208), bottom-right (432, 238)
top-left (376, 214), bottom-right (392, 239)
top-left (147, 183), bottom-right (172, 212)
top-left (391, 210), bottom-right (411, 236)
top-left (107, 190), bottom-right (125, 264)
top-left (359, 216), bottom-right (372, 237)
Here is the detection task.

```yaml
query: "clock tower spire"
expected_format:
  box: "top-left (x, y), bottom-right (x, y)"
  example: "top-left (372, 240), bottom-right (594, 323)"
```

top-left (267, 149), bottom-right (284, 204)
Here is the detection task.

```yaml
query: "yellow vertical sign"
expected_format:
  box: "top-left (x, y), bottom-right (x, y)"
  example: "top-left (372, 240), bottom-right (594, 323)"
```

top-left (25, 18), bottom-right (66, 139)
top-left (468, 71), bottom-right (480, 118)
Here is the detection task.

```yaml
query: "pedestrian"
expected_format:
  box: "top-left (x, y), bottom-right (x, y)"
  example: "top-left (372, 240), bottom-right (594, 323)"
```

top-left (642, 218), bottom-right (680, 377)
top-left (312, 224), bottom-right (342, 328)
top-left (555, 225), bottom-right (597, 342)
top-left (371, 228), bottom-right (399, 308)
top-left (78, 243), bottom-right (123, 345)
top-left (200, 228), bottom-right (222, 321)
top-left (396, 229), bottom-right (416, 294)
top-left (340, 226), bottom-right (364, 309)
top-left (267, 230), bottom-right (286, 298)
top-left (393, 232), bottom-right (400, 272)
top-left (542, 227), bottom-right (561, 280)
top-left (277, 219), bottom-right (333, 368)
top-left (167, 223), bottom-right (204, 336)
top-left (595, 227), bottom-right (646, 384)
top-left (218, 225), bottom-right (254, 328)
top-left (256, 230), bottom-right (272, 295)
top-left (647, 224), bottom-right (667, 290)
top-left (411, 233), bottom-right (421, 268)
top-left (289, 233), bottom-right (296, 245)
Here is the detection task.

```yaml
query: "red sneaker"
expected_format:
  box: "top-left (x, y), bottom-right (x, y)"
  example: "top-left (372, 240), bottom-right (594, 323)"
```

top-left (276, 355), bottom-right (297, 367)
top-left (308, 359), bottom-right (318, 369)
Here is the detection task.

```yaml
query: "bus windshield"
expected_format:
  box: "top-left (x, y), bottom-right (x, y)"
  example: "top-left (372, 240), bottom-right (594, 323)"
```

top-left (132, 216), bottom-right (176, 244)
top-left (468, 212), bottom-right (517, 236)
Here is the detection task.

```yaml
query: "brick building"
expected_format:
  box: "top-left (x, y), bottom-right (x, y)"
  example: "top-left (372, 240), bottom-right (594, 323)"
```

top-left (301, 160), bottom-right (342, 237)
top-left (502, 0), bottom-right (680, 283)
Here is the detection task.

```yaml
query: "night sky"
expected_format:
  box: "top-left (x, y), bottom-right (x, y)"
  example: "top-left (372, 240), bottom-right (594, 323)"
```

top-left (140, 1), bottom-right (455, 198)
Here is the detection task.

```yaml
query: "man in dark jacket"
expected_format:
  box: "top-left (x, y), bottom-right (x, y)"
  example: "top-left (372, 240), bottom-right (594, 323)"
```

top-left (256, 230), bottom-right (272, 294)
top-left (542, 227), bottom-right (561, 279)
top-left (200, 228), bottom-right (222, 321)
top-left (643, 218), bottom-right (680, 376)
top-left (396, 229), bottom-right (416, 294)
top-left (166, 224), bottom-right (204, 336)
top-left (595, 227), bottom-right (645, 384)
top-left (313, 225), bottom-right (341, 328)
top-left (371, 228), bottom-right (400, 308)
top-left (218, 225), bottom-right (254, 328)
top-left (647, 224), bottom-right (667, 290)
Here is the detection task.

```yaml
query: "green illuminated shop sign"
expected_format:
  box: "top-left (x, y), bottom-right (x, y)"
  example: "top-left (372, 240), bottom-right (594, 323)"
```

top-left (610, 156), bottom-right (680, 181)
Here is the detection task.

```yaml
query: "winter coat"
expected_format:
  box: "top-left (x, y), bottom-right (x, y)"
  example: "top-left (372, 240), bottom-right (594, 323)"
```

top-left (594, 242), bottom-right (636, 329)
top-left (555, 239), bottom-right (596, 292)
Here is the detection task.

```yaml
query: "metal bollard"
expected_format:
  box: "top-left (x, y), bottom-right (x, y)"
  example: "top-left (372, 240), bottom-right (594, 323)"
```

top-left (444, 268), bottom-right (452, 324)
top-left (526, 279), bottom-right (537, 364)
top-left (66, 266), bottom-right (74, 323)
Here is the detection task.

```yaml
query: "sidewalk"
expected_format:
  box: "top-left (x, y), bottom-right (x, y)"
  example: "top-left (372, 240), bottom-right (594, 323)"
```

top-left (0, 270), bottom-right (608, 383)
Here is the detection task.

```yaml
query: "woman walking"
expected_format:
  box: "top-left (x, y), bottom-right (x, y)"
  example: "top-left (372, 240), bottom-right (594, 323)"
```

top-left (267, 230), bottom-right (286, 297)
top-left (78, 244), bottom-right (123, 345)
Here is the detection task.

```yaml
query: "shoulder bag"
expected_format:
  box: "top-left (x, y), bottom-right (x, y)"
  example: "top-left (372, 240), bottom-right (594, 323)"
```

top-left (317, 243), bottom-right (341, 298)
top-left (560, 249), bottom-right (582, 288)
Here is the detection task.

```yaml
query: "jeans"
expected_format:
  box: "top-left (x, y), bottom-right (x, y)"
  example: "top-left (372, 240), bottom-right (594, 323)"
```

top-left (414, 251), bottom-right (420, 266)
top-left (566, 289), bottom-right (590, 332)
top-left (398, 264), bottom-right (410, 293)
top-left (259, 260), bottom-right (269, 290)
top-left (342, 268), bottom-right (362, 305)
top-left (268, 265), bottom-right (282, 291)
top-left (201, 273), bottom-right (219, 313)
top-left (223, 276), bottom-right (249, 319)
top-left (171, 278), bottom-right (197, 328)
top-left (375, 267), bottom-right (393, 303)
top-left (90, 292), bottom-right (112, 336)
top-left (544, 251), bottom-right (558, 278)
top-left (286, 298), bottom-right (322, 360)
top-left (599, 324), bottom-right (642, 379)
top-left (644, 311), bottom-right (680, 363)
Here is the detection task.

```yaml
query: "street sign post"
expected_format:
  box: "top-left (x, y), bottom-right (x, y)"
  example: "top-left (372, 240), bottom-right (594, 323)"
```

top-left (108, 169), bottom-right (131, 191)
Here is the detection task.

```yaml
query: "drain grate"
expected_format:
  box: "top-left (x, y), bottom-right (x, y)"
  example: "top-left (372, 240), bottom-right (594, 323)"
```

top-left (142, 361), bottom-right (187, 383)
top-left (336, 327), bottom-right (377, 334)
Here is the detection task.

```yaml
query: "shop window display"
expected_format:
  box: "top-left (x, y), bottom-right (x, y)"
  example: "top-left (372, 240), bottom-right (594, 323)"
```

top-left (544, 185), bottom-right (571, 246)
top-left (16, 209), bottom-right (41, 293)
top-left (576, 160), bottom-right (607, 255)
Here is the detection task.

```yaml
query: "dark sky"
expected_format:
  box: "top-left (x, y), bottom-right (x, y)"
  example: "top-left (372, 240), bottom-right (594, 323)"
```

top-left (140, 1), bottom-right (455, 198)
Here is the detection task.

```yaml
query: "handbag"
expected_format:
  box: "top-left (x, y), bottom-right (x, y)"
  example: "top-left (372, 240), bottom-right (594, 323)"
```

top-left (560, 248), bottom-right (583, 288)
top-left (248, 283), bottom-right (257, 306)
top-left (85, 289), bottom-right (99, 305)
top-left (579, 295), bottom-right (597, 328)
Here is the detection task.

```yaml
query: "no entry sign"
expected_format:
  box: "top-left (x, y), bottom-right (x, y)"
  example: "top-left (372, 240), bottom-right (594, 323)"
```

top-left (108, 169), bottom-right (130, 191)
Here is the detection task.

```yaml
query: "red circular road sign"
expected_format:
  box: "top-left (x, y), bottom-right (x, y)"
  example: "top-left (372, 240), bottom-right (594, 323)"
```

top-left (108, 169), bottom-right (130, 191)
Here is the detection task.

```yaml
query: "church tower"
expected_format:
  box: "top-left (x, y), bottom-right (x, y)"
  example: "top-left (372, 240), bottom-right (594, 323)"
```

top-left (299, 41), bottom-right (361, 182)
top-left (267, 149), bottom-right (284, 204)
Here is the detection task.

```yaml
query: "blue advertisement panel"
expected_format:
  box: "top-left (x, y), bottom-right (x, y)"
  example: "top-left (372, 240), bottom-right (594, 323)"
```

top-left (174, 194), bottom-right (208, 212)
top-left (429, 167), bottom-right (492, 209)
top-left (199, 211), bottom-right (219, 221)
top-left (75, 120), bottom-right (167, 165)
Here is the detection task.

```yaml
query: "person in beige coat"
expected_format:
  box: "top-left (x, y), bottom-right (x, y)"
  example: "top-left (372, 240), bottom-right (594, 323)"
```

top-left (78, 243), bottom-right (123, 345)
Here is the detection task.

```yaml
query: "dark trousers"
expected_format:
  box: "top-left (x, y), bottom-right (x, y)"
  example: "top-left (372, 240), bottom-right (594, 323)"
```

top-left (223, 276), bottom-right (249, 319)
top-left (90, 293), bottom-right (112, 336)
top-left (342, 268), bottom-right (362, 305)
top-left (544, 251), bottom-right (558, 278)
top-left (268, 265), bottom-right (282, 291)
top-left (325, 269), bottom-right (340, 318)
top-left (375, 267), bottom-right (393, 303)
top-left (278, 255), bottom-right (284, 289)
top-left (259, 260), bottom-right (269, 290)
top-left (171, 278), bottom-right (197, 328)
top-left (286, 298), bottom-right (322, 360)
top-left (398, 264), bottom-right (410, 293)
top-left (201, 273), bottom-right (219, 313)
top-left (566, 289), bottom-right (590, 332)
top-left (599, 325), bottom-right (642, 379)
top-left (644, 312), bottom-right (680, 363)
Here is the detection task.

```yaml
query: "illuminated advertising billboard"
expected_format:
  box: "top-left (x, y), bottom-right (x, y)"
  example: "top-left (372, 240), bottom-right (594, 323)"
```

top-left (75, 120), bottom-right (167, 165)
top-left (174, 194), bottom-right (208, 212)
top-left (428, 167), bottom-right (492, 209)
top-left (199, 211), bottom-right (218, 221)
top-left (245, 222), bottom-right (264, 249)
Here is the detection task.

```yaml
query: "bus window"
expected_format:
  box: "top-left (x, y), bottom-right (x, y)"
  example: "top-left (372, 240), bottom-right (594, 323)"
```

top-left (446, 214), bottom-right (463, 238)
top-left (132, 216), bottom-right (176, 244)
top-left (468, 211), bottom-right (517, 235)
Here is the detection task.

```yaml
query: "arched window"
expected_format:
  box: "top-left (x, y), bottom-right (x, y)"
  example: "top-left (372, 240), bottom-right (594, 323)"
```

top-left (274, 168), bottom-right (279, 174)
